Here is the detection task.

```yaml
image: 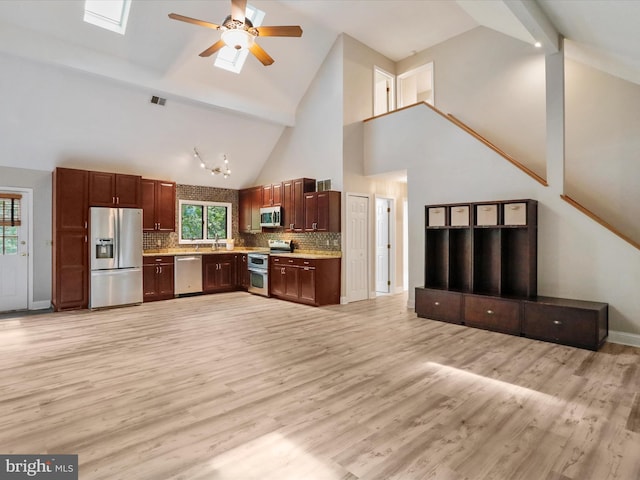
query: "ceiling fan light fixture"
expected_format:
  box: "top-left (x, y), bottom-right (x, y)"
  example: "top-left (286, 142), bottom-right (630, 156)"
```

top-left (221, 28), bottom-right (255, 50)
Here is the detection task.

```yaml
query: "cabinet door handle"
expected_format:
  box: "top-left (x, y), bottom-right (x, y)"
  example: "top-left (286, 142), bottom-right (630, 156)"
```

top-left (155, 266), bottom-right (159, 274)
top-left (553, 320), bottom-right (562, 326)
top-left (487, 310), bottom-right (494, 315)
top-left (434, 301), bottom-right (440, 306)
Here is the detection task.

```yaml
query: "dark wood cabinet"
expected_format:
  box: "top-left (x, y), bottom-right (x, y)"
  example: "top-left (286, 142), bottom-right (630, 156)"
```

top-left (523, 297), bottom-right (608, 350)
top-left (143, 256), bottom-right (174, 302)
top-left (89, 171), bottom-right (141, 208)
top-left (416, 198), bottom-right (608, 350)
top-left (239, 187), bottom-right (262, 233)
top-left (463, 294), bottom-right (521, 335)
top-left (52, 167), bottom-right (89, 311)
top-left (282, 178), bottom-right (315, 232)
top-left (272, 183), bottom-right (283, 206)
top-left (304, 190), bottom-right (341, 232)
top-left (270, 256), bottom-right (340, 306)
top-left (236, 254), bottom-right (248, 289)
top-left (415, 288), bottom-right (462, 324)
top-left (202, 254), bottom-right (236, 293)
top-left (142, 179), bottom-right (176, 232)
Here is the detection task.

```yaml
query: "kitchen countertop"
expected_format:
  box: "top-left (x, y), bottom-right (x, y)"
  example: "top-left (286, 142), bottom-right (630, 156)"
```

top-left (143, 248), bottom-right (341, 259)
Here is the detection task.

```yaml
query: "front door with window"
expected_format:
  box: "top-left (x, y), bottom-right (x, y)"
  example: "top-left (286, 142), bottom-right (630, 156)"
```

top-left (0, 192), bottom-right (28, 312)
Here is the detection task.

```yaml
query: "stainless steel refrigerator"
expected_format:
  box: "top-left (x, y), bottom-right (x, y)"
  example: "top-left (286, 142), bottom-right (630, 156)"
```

top-left (89, 207), bottom-right (143, 309)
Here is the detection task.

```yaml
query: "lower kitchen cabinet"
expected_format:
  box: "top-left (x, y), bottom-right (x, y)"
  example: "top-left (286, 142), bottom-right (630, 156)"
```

top-left (236, 253), bottom-right (249, 289)
top-left (270, 256), bottom-right (340, 306)
top-left (143, 256), bottom-right (174, 302)
top-left (202, 254), bottom-right (236, 293)
top-left (415, 287), bottom-right (608, 350)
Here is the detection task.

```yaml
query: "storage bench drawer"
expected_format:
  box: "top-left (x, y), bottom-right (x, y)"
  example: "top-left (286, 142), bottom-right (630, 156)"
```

top-left (463, 295), bottom-right (521, 334)
top-left (523, 300), bottom-right (608, 350)
top-left (415, 288), bottom-right (462, 324)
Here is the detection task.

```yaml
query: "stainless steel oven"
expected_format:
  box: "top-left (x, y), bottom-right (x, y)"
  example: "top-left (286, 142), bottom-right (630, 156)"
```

top-left (247, 252), bottom-right (269, 297)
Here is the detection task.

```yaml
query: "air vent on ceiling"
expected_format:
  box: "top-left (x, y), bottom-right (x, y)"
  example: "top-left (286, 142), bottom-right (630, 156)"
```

top-left (150, 96), bottom-right (166, 106)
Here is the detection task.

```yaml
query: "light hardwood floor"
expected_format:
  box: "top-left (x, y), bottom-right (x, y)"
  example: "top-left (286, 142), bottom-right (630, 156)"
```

top-left (1, 292), bottom-right (639, 480)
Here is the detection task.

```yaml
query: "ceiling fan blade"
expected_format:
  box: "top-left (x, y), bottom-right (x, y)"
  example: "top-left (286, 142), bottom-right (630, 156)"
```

top-left (249, 43), bottom-right (274, 66)
top-left (231, 0), bottom-right (247, 23)
top-left (168, 13), bottom-right (220, 30)
top-left (199, 40), bottom-right (227, 57)
top-left (255, 25), bottom-right (303, 37)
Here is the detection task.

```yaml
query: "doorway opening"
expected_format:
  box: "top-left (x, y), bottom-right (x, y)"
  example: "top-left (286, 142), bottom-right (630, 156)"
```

top-left (375, 197), bottom-right (393, 294)
top-left (373, 66), bottom-right (395, 116)
top-left (398, 62), bottom-right (434, 108)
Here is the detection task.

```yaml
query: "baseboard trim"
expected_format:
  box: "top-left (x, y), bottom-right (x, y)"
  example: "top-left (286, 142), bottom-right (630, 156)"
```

top-left (29, 300), bottom-right (51, 310)
top-left (340, 296), bottom-right (348, 305)
top-left (607, 330), bottom-right (640, 348)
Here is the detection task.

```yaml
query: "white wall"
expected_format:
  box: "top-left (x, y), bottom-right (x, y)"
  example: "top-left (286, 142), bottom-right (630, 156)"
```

top-left (342, 35), bottom-right (406, 298)
top-left (0, 52), bottom-right (284, 190)
top-left (0, 166), bottom-right (52, 305)
top-left (254, 37), bottom-right (344, 190)
top-left (396, 26), bottom-right (547, 180)
top-left (365, 105), bottom-right (640, 340)
top-left (565, 58), bottom-right (640, 243)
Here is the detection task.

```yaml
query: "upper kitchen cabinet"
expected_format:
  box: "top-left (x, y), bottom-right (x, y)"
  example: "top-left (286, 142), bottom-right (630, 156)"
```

top-left (52, 167), bottom-right (89, 311)
top-left (89, 171), bottom-right (141, 208)
top-left (239, 187), bottom-right (262, 233)
top-left (262, 182), bottom-right (283, 207)
top-left (142, 179), bottom-right (176, 232)
top-left (282, 178), bottom-right (315, 232)
top-left (304, 191), bottom-right (341, 232)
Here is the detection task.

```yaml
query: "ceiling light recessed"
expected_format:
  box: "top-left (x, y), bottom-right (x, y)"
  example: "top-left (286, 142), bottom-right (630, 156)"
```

top-left (534, 41), bottom-right (542, 48)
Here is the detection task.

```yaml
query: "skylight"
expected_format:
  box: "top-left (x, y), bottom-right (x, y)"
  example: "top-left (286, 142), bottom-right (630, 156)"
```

top-left (84, 0), bottom-right (131, 35)
top-left (214, 4), bottom-right (265, 74)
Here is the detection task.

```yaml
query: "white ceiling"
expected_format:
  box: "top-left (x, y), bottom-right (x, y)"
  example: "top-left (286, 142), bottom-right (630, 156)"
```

top-left (0, 0), bottom-right (638, 188)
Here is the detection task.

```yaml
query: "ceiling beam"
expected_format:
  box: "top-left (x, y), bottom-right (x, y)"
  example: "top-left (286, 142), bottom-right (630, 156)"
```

top-left (503, 0), bottom-right (560, 54)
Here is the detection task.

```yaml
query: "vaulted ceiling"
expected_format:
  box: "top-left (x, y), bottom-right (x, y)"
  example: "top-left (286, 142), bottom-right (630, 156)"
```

top-left (0, 1), bottom-right (637, 188)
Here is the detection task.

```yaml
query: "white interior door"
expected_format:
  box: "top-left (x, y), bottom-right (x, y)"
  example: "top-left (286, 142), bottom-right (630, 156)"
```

top-left (0, 191), bottom-right (28, 312)
top-left (375, 198), bottom-right (390, 293)
top-left (373, 67), bottom-right (395, 116)
top-left (347, 194), bottom-right (369, 302)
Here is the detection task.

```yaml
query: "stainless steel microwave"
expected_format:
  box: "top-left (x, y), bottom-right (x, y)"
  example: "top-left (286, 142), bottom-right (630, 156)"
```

top-left (259, 206), bottom-right (281, 227)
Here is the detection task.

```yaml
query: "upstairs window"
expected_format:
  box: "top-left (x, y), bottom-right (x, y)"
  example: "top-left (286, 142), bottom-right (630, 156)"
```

top-left (84, 0), bottom-right (131, 35)
top-left (179, 200), bottom-right (232, 244)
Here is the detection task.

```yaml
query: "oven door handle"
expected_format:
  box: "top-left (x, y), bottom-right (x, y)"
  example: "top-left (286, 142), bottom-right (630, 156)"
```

top-left (248, 268), bottom-right (269, 274)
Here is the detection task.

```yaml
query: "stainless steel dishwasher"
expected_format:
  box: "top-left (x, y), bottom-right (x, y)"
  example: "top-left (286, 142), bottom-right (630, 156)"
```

top-left (174, 255), bottom-right (203, 295)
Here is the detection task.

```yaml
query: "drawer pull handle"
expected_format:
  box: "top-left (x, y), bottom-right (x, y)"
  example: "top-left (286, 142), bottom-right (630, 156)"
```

top-left (508, 205), bottom-right (521, 210)
top-left (481, 207), bottom-right (492, 211)
top-left (487, 309), bottom-right (494, 315)
top-left (553, 320), bottom-right (562, 326)
top-left (454, 208), bottom-right (465, 212)
top-left (434, 301), bottom-right (440, 306)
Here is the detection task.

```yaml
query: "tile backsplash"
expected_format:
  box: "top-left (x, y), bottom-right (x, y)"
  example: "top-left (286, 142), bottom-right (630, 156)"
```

top-left (143, 183), bottom-right (341, 252)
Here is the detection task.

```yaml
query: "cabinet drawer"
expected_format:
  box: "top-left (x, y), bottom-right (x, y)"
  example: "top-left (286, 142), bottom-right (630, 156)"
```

top-left (143, 256), bottom-right (174, 265)
top-left (523, 303), bottom-right (602, 350)
top-left (476, 204), bottom-right (498, 226)
top-left (450, 205), bottom-right (469, 226)
top-left (504, 203), bottom-right (527, 225)
top-left (428, 207), bottom-right (446, 227)
top-left (464, 295), bottom-right (521, 334)
top-left (415, 288), bottom-right (462, 324)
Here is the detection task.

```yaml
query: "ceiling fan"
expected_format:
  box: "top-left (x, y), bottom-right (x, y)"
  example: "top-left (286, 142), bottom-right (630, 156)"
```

top-left (168, 0), bottom-right (303, 66)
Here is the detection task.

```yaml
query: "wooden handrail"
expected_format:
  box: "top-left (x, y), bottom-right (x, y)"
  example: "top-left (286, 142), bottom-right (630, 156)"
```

top-left (446, 114), bottom-right (548, 187)
top-left (363, 102), bottom-right (548, 187)
top-left (560, 195), bottom-right (640, 251)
